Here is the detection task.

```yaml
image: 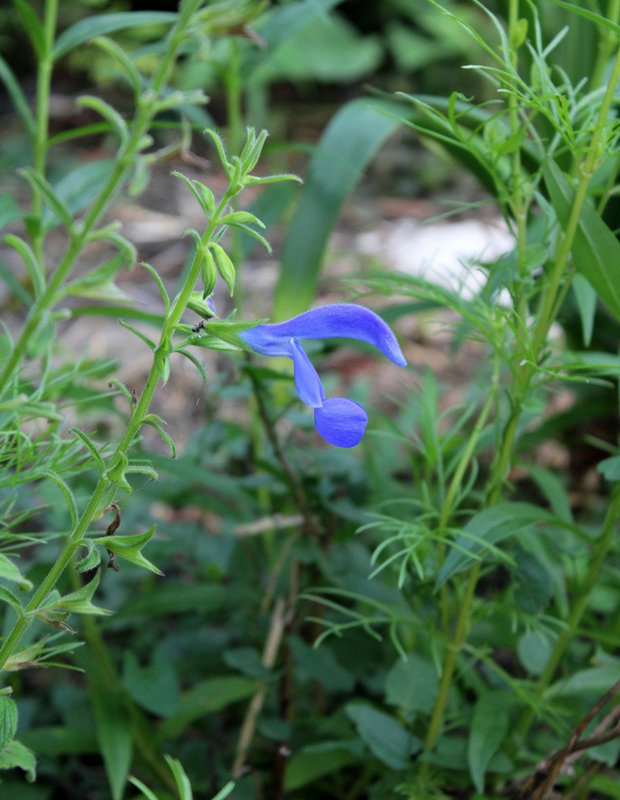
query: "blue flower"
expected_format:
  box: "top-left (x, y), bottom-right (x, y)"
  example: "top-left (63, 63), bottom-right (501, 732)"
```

top-left (240, 304), bottom-right (407, 447)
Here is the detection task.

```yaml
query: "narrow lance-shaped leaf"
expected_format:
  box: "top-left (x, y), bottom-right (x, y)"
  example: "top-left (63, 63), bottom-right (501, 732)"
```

top-left (468, 690), bottom-right (513, 792)
top-left (542, 157), bottom-right (620, 322)
top-left (53, 11), bottom-right (178, 60)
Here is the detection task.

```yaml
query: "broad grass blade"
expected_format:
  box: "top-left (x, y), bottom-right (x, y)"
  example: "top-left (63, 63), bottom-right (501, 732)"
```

top-left (273, 99), bottom-right (402, 320)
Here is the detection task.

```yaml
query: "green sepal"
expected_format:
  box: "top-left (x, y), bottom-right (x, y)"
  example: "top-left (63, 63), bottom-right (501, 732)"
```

top-left (187, 291), bottom-right (216, 320)
top-left (92, 526), bottom-right (163, 576)
top-left (210, 243), bottom-right (236, 295)
top-left (200, 246), bottom-right (218, 298)
top-left (205, 318), bottom-right (263, 350)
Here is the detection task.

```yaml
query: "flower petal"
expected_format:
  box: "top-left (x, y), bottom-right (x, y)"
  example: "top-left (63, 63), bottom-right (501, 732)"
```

top-left (290, 337), bottom-right (324, 408)
top-left (314, 397), bottom-right (368, 448)
top-left (240, 304), bottom-right (407, 366)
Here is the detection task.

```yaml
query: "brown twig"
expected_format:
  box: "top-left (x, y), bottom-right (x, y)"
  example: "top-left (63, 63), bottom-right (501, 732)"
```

top-left (232, 596), bottom-right (287, 778)
top-left (510, 679), bottom-right (620, 800)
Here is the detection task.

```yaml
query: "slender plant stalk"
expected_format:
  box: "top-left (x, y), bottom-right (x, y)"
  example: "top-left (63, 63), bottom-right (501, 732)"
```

top-left (0, 6), bottom-right (199, 395)
top-left (420, 16), bottom-right (620, 774)
top-left (0, 186), bottom-right (236, 673)
top-left (31, 0), bottom-right (58, 267)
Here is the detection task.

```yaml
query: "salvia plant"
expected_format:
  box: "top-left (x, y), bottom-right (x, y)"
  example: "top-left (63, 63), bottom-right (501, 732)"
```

top-left (0, 1), bottom-right (619, 799)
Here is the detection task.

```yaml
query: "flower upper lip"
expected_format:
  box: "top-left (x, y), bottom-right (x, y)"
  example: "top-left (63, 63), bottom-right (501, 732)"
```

top-left (240, 303), bottom-right (406, 447)
top-left (240, 303), bottom-right (407, 365)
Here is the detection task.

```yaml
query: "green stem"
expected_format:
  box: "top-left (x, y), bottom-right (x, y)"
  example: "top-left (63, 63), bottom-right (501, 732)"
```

top-left (0, 186), bottom-right (236, 674)
top-left (438, 364), bottom-right (500, 633)
top-left (532, 46), bottom-right (620, 357)
top-left (518, 483), bottom-right (620, 737)
top-left (0, 8), bottom-right (197, 396)
top-left (423, 562), bottom-right (481, 759)
top-left (589, 0), bottom-right (620, 91)
top-left (31, 0), bottom-right (58, 267)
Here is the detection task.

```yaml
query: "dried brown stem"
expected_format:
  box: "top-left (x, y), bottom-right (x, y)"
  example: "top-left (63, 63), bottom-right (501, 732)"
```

top-left (510, 679), bottom-right (620, 800)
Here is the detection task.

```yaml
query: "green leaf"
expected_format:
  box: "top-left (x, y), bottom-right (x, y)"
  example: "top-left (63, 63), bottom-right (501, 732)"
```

top-left (0, 554), bottom-right (32, 592)
top-left (76, 96), bottom-right (129, 144)
top-left (19, 168), bottom-right (73, 230)
top-left (3, 234), bottom-right (45, 298)
top-left (70, 427), bottom-right (106, 476)
top-left (572, 273), bottom-right (597, 347)
top-left (43, 470), bottom-right (78, 529)
top-left (0, 55), bottom-right (35, 136)
top-left (219, 210), bottom-right (265, 229)
top-left (545, 0), bottom-right (620, 34)
top-left (384, 654), bottom-right (438, 714)
top-left (92, 526), bottom-right (163, 576)
top-left (159, 677), bottom-right (256, 740)
top-left (164, 755), bottom-right (193, 800)
top-left (598, 456), bottom-right (620, 481)
top-left (54, 575), bottom-right (111, 617)
top-left (468, 690), bottom-right (512, 792)
top-left (542, 157), bottom-right (620, 322)
top-left (48, 160), bottom-right (116, 226)
top-left (345, 703), bottom-right (420, 770)
top-left (85, 654), bottom-right (133, 800)
top-left (285, 742), bottom-right (362, 791)
top-left (0, 193), bottom-right (24, 231)
top-left (154, 341), bottom-right (171, 384)
top-left (436, 502), bottom-right (554, 588)
top-left (0, 738), bottom-right (36, 781)
top-left (12, 0), bottom-right (44, 59)
top-left (105, 451), bottom-right (133, 493)
top-left (118, 320), bottom-right (156, 351)
top-left (289, 637), bottom-right (354, 691)
top-left (141, 262), bottom-right (170, 313)
top-left (122, 650), bottom-right (180, 718)
top-left (0, 696), bottom-right (18, 753)
top-left (0, 585), bottom-right (25, 617)
top-left (142, 414), bottom-right (176, 459)
top-left (0, 259), bottom-right (32, 307)
top-left (53, 11), bottom-right (178, 59)
top-left (92, 36), bottom-right (142, 97)
top-left (274, 99), bottom-right (401, 319)
top-left (517, 630), bottom-right (553, 675)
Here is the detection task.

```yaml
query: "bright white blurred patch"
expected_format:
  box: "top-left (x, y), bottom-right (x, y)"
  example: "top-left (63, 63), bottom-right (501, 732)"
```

top-left (357, 218), bottom-right (515, 302)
